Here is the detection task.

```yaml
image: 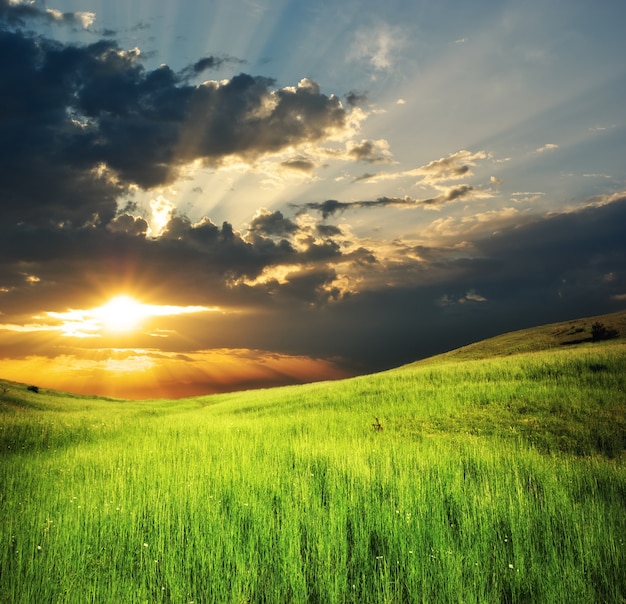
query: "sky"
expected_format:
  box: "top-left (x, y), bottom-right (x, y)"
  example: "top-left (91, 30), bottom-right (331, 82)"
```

top-left (0, 0), bottom-right (625, 399)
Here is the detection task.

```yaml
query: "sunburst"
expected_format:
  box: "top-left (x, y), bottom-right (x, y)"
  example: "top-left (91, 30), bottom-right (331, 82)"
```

top-left (93, 295), bottom-right (151, 334)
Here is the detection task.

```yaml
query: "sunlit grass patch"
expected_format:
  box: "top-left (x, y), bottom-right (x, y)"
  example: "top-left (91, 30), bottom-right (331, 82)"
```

top-left (1, 339), bottom-right (625, 602)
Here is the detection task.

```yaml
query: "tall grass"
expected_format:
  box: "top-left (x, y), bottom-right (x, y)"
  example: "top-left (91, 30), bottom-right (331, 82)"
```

top-left (1, 343), bottom-right (625, 602)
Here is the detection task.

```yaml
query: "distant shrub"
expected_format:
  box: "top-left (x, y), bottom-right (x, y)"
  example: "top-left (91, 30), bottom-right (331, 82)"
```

top-left (27, 385), bottom-right (39, 393)
top-left (591, 322), bottom-right (619, 342)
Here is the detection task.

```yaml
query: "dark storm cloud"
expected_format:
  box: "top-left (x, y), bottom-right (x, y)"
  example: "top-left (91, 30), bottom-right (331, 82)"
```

top-left (0, 25), bottom-right (348, 225)
top-left (252, 196), bottom-right (626, 371)
top-left (178, 54), bottom-right (246, 79)
top-left (301, 187), bottom-right (475, 218)
top-left (262, 197), bottom-right (625, 371)
top-left (248, 210), bottom-right (299, 237)
top-left (156, 215), bottom-right (300, 281)
top-left (301, 199), bottom-right (347, 219)
top-left (0, 0), bottom-right (93, 28)
top-left (0, 0), bottom-right (43, 24)
top-left (472, 198), bottom-right (626, 302)
top-left (107, 214), bottom-right (149, 236)
top-left (82, 72), bottom-right (345, 189)
top-left (344, 90), bottom-right (368, 107)
top-left (277, 266), bottom-right (342, 304)
top-left (0, 209), bottom-right (350, 326)
top-left (316, 224), bottom-right (343, 238)
top-left (0, 31), bottom-right (122, 225)
top-left (0, 217), bottom-right (288, 315)
top-left (0, 17), bottom-right (356, 319)
top-left (348, 140), bottom-right (389, 163)
top-left (1, 191), bottom-right (624, 374)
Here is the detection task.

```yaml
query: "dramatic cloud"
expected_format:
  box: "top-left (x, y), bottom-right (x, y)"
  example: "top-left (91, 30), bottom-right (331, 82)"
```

top-left (295, 195), bottom-right (626, 370)
top-left (1, 2), bottom-right (624, 398)
top-left (348, 139), bottom-right (393, 163)
top-left (300, 186), bottom-right (478, 218)
top-left (0, 0), bottom-right (94, 28)
top-left (107, 213), bottom-right (149, 237)
top-left (248, 209), bottom-right (299, 238)
top-left (178, 54), bottom-right (247, 79)
top-left (0, 28), bottom-right (350, 227)
top-left (344, 90), bottom-right (369, 107)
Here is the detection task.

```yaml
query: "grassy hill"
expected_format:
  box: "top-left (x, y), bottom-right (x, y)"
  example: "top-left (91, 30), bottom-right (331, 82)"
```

top-left (416, 309), bottom-right (626, 362)
top-left (1, 312), bottom-right (625, 602)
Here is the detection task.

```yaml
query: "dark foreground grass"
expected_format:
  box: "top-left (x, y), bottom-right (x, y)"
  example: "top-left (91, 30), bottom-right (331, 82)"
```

top-left (1, 341), bottom-right (625, 603)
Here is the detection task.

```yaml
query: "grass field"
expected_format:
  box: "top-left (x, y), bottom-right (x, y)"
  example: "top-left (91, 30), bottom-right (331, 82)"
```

top-left (1, 312), bottom-right (625, 603)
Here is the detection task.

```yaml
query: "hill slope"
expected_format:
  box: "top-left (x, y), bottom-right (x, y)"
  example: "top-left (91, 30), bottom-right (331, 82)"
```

top-left (1, 311), bottom-right (625, 602)
top-left (1, 309), bottom-right (625, 461)
top-left (1, 309), bottom-right (624, 401)
top-left (413, 309), bottom-right (626, 364)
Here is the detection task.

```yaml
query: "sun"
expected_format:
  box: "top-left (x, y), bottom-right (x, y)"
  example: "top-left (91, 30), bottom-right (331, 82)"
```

top-left (94, 295), bottom-right (149, 333)
top-left (42, 295), bottom-right (219, 338)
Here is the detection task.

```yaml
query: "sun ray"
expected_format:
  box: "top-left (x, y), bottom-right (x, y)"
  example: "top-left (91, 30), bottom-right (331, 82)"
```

top-left (35, 295), bottom-right (221, 339)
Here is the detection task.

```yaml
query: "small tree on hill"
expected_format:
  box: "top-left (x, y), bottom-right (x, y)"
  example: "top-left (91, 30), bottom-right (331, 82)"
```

top-left (591, 321), bottom-right (619, 342)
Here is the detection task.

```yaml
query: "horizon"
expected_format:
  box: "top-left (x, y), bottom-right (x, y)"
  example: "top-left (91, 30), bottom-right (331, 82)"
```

top-left (0, 0), bottom-right (625, 399)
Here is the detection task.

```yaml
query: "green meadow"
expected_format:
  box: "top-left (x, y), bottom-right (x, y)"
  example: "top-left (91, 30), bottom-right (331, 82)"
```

top-left (1, 313), bottom-right (625, 603)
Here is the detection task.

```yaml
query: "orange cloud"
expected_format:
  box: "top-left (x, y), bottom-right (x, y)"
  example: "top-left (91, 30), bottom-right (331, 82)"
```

top-left (0, 348), bottom-right (355, 400)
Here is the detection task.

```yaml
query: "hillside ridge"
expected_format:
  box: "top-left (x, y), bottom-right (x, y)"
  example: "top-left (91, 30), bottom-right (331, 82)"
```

top-left (411, 309), bottom-right (626, 366)
top-left (1, 309), bottom-right (624, 400)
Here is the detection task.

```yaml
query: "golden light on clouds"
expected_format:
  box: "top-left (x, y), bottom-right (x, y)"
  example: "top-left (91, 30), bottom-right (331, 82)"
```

top-left (148, 195), bottom-right (175, 237)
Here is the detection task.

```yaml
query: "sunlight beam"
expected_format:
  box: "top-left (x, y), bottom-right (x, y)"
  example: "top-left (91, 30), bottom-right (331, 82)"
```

top-left (37, 295), bottom-right (220, 338)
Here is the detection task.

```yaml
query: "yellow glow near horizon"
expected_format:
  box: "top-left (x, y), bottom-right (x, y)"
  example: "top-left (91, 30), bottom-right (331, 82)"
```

top-left (0, 347), bottom-right (355, 399)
